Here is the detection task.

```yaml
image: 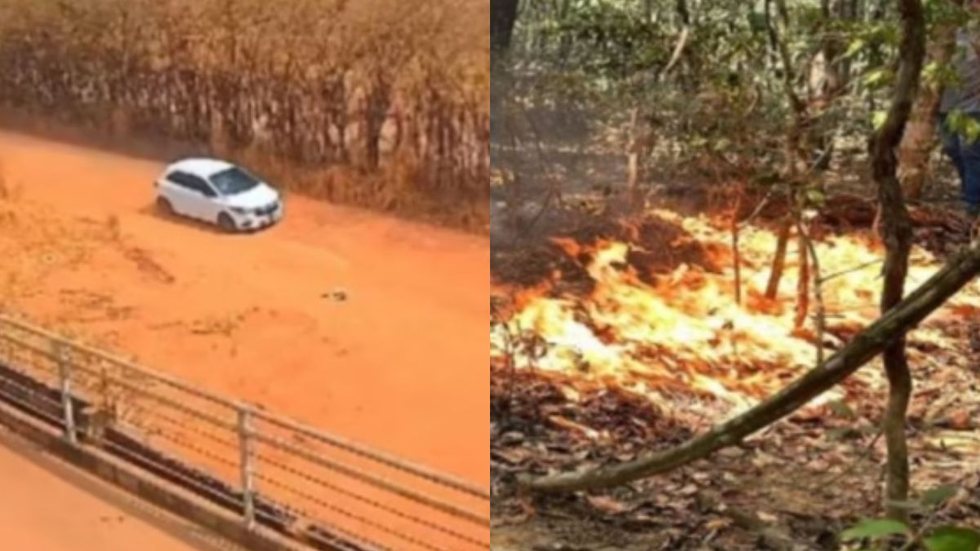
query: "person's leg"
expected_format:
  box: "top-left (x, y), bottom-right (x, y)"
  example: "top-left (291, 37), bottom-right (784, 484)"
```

top-left (958, 114), bottom-right (980, 216)
top-left (938, 114), bottom-right (967, 183)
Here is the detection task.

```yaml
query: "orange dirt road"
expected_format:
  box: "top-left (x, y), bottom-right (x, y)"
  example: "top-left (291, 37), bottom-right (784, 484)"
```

top-left (0, 129), bottom-right (489, 487)
top-left (0, 427), bottom-right (234, 551)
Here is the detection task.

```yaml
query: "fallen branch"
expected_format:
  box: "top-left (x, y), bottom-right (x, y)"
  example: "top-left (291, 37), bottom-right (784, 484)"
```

top-left (520, 240), bottom-right (980, 493)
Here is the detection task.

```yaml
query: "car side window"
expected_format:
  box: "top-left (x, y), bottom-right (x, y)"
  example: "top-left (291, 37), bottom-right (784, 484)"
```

top-left (168, 171), bottom-right (216, 197)
top-left (186, 174), bottom-right (217, 197)
top-left (168, 171), bottom-right (194, 189)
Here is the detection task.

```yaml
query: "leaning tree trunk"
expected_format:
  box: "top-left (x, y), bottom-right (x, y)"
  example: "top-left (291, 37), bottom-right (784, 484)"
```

top-left (897, 0), bottom-right (961, 201)
top-left (869, 0), bottom-right (926, 523)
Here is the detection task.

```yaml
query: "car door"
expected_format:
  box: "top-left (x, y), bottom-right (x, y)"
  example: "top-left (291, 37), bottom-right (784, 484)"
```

top-left (164, 171), bottom-right (200, 217)
top-left (183, 174), bottom-right (221, 222)
top-left (185, 174), bottom-right (218, 222)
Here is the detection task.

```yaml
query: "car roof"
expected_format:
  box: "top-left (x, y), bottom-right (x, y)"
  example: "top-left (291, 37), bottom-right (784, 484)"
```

top-left (167, 157), bottom-right (235, 178)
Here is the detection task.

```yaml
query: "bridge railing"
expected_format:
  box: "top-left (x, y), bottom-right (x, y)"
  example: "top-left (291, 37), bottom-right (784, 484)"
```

top-left (0, 314), bottom-right (489, 551)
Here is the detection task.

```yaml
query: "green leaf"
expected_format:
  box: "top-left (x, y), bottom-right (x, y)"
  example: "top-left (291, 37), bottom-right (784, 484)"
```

top-left (806, 189), bottom-right (826, 207)
top-left (924, 527), bottom-right (980, 551)
top-left (845, 38), bottom-right (866, 59)
top-left (922, 485), bottom-right (957, 506)
top-left (872, 111), bottom-right (888, 130)
top-left (865, 68), bottom-right (893, 88)
top-left (841, 519), bottom-right (909, 541)
top-left (948, 110), bottom-right (966, 131)
top-left (965, 118), bottom-right (980, 145)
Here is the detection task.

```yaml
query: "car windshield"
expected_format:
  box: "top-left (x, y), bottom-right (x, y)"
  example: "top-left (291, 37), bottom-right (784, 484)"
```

top-left (209, 167), bottom-right (260, 195)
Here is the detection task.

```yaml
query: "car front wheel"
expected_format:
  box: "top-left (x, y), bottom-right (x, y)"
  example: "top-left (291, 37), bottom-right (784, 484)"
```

top-left (156, 196), bottom-right (174, 216)
top-left (217, 212), bottom-right (237, 233)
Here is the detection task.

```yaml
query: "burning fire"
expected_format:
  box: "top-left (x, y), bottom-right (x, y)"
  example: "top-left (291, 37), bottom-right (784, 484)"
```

top-left (491, 210), bottom-right (980, 411)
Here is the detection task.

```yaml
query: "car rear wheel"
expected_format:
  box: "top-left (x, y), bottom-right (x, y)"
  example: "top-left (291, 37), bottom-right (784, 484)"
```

top-left (217, 212), bottom-right (237, 233)
top-left (156, 196), bottom-right (174, 217)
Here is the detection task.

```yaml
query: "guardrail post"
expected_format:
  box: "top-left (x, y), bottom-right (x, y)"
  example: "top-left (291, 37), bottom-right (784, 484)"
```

top-left (237, 405), bottom-right (256, 530)
top-left (55, 341), bottom-right (77, 446)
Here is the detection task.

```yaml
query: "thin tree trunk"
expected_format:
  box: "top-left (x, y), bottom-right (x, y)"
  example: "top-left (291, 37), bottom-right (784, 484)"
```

top-left (766, 218), bottom-right (792, 299)
top-left (794, 229), bottom-right (811, 329)
top-left (765, 0), bottom-right (815, 310)
top-left (732, 188), bottom-right (744, 306)
top-left (627, 108), bottom-right (643, 207)
top-left (626, 110), bottom-right (656, 209)
top-left (808, 0), bottom-right (844, 170)
top-left (769, 0), bottom-right (810, 171)
top-left (898, 0), bottom-right (962, 200)
top-left (869, 0), bottom-right (926, 522)
top-left (798, 219), bottom-right (827, 366)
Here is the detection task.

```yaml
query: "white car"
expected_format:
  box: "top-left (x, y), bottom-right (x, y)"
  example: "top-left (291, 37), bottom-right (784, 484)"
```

top-left (154, 158), bottom-right (284, 232)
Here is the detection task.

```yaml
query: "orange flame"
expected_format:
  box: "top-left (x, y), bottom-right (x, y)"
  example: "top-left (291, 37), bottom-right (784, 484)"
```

top-left (491, 210), bottom-right (980, 412)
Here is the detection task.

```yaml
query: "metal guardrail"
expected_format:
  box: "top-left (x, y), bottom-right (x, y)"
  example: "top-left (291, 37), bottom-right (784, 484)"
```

top-left (0, 315), bottom-right (489, 551)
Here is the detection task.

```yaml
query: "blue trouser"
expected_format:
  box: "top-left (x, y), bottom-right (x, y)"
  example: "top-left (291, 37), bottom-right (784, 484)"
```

top-left (938, 112), bottom-right (980, 211)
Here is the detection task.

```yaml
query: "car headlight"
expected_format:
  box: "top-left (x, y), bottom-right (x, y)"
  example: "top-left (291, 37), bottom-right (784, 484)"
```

top-left (229, 207), bottom-right (247, 214)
